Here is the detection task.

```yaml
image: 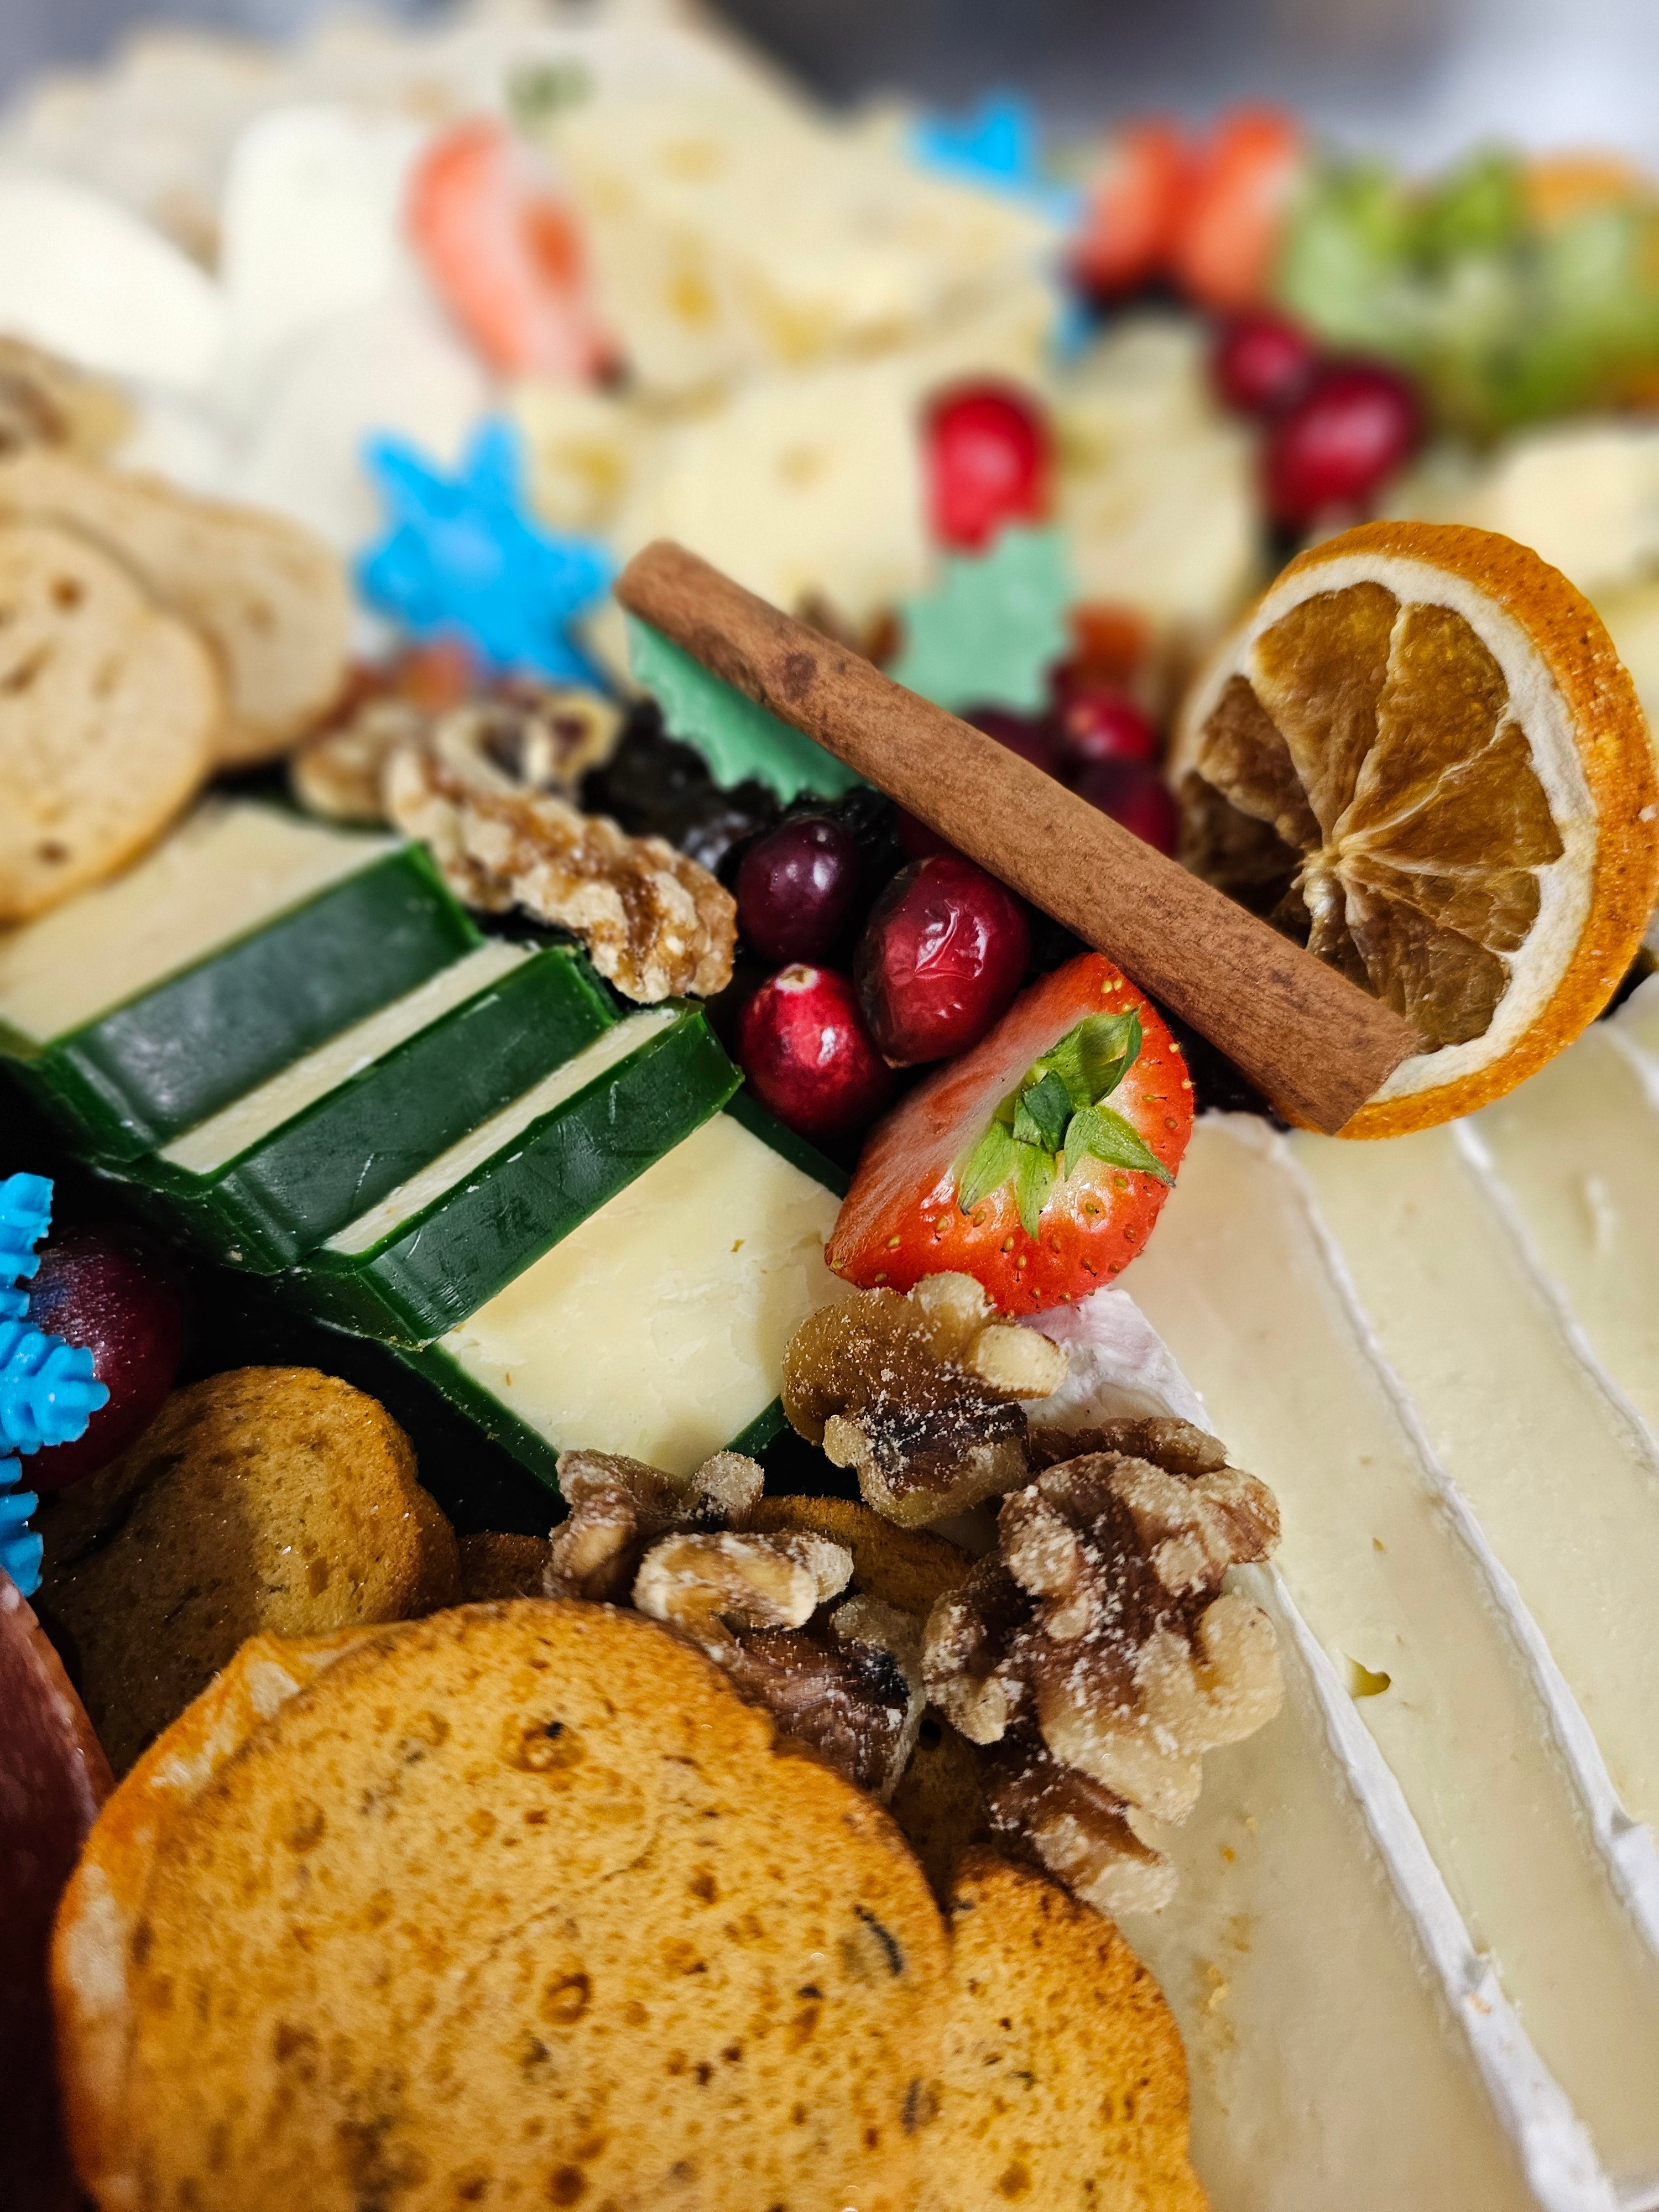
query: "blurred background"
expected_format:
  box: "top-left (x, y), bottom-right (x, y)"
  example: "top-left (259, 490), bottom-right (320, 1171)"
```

top-left (8, 0), bottom-right (1659, 166)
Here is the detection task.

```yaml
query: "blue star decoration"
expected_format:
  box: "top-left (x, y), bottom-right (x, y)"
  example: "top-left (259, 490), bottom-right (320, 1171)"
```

top-left (910, 93), bottom-right (1081, 229)
top-left (0, 1173), bottom-right (108, 1598)
top-left (357, 418), bottom-right (616, 687)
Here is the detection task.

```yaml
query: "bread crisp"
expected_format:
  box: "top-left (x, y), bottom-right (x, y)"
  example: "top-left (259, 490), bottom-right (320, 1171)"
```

top-left (928, 1850), bottom-right (1207, 2211)
top-left (752, 1494), bottom-right (989, 1892)
top-left (458, 1528), bottom-right (552, 1600)
top-left (0, 448), bottom-right (349, 764)
top-left (37, 1367), bottom-right (458, 1774)
top-left (0, 520), bottom-right (217, 921)
top-left (93, 1601), bottom-right (948, 2211)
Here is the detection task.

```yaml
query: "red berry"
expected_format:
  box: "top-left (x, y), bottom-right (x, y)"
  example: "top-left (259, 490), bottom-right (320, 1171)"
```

top-left (1072, 758), bottom-right (1179, 854)
top-left (1211, 309), bottom-right (1318, 418)
top-left (24, 1228), bottom-right (189, 1491)
top-left (894, 810), bottom-right (963, 863)
top-left (854, 854), bottom-right (1030, 1066)
top-left (924, 380), bottom-right (1052, 553)
top-left (968, 706), bottom-right (1065, 780)
top-left (1264, 359), bottom-right (1421, 529)
top-left (1056, 688), bottom-right (1159, 771)
top-left (737, 966), bottom-right (894, 1141)
top-left (734, 816), bottom-right (860, 963)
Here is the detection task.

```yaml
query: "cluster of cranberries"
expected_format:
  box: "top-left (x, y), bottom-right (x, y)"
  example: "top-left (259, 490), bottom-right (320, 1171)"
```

top-left (1210, 308), bottom-right (1421, 531)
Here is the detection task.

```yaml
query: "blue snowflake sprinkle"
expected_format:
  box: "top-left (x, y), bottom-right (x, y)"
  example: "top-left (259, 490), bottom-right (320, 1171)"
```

top-left (357, 417), bottom-right (616, 687)
top-left (910, 93), bottom-right (1081, 228)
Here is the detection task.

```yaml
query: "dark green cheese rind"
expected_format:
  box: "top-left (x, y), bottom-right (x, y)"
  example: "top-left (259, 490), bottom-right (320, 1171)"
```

top-left (288, 1009), bottom-right (740, 1346)
top-left (4, 846), bottom-right (480, 1160)
top-left (119, 947), bottom-right (617, 1272)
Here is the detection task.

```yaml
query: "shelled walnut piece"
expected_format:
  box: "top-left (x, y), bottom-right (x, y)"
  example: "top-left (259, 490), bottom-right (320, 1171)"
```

top-left (923, 1416), bottom-right (1282, 1917)
top-left (542, 1447), bottom-right (763, 1602)
top-left (782, 1274), bottom-right (1069, 1527)
top-left (634, 1526), bottom-right (926, 1801)
top-left (385, 733), bottom-right (734, 1000)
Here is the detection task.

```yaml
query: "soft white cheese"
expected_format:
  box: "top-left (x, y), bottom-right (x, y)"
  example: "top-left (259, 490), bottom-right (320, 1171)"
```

top-left (436, 1111), bottom-right (844, 1476)
top-left (324, 1009), bottom-right (677, 1258)
top-left (160, 941), bottom-right (528, 1175)
top-left (0, 801), bottom-right (396, 1045)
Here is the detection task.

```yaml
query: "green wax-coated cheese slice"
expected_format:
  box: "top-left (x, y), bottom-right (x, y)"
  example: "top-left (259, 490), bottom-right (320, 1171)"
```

top-left (6, 845), bottom-right (480, 1161)
top-left (289, 1006), bottom-right (740, 1347)
top-left (122, 944), bottom-right (616, 1272)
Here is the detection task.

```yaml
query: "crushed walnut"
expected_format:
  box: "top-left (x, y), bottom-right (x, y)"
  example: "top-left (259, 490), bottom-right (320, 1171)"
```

top-left (543, 1448), bottom-right (763, 1604)
top-left (781, 1274), bottom-right (1068, 1527)
top-left (922, 1417), bottom-right (1282, 1916)
top-left (385, 738), bottom-right (735, 1000)
top-left (291, 694), bottom-right (430, 823)
top-left (632, 1528), bottom-right (926, 1801)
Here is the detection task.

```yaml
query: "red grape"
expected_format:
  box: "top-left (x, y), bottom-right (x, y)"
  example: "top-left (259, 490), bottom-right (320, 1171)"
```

top-left (734, 816), bottom-right (860, 963)
top-left (737, 966), bottom-right (894, 1141)
top-left (924, 381), bottom-right (1052, 553)
top-left (1264, 359), bottom-right (1421, 529)
top-left (968, 705), bottom-right (1065, 780)
top-left (1072, 758), bottom-right (1179, 854)
top-left (1211, 308), bottom-right (1318, 418)
top-left (24, 1227), bottom-right (189, 1491)
top-left (1056, 688), bottom-right (1159, 770)
top-left (854, 854), bottom-right (1030, 1065)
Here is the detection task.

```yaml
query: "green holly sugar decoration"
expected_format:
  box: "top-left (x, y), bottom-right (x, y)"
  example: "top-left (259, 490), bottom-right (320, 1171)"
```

top-left (888, 524), bottom-right (1073, 714)
top-left (626, 615), bottom-right (862, 802)
top-left (958, 1009), bottom-right (1172, 1239)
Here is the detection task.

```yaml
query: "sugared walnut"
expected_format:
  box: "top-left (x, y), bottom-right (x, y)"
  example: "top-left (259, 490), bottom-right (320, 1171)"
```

top-left (721, 1596), bottom-right (926, 1802)
top-left (781, 1274), bottom-right (1068, 1527)
top-left (632, 1529), bottom-right (852, 1667)
top-left (543, 1448), bottom-right (763, 1604)
top-left (292, 695), bottom-right (430, 823)
top-left (385, 742), bottom-right (736, 1001)
top-left (921, 1426), bottom-right (1282, 1914)
top-left (984, 1725), bottom-right (1177, 1917)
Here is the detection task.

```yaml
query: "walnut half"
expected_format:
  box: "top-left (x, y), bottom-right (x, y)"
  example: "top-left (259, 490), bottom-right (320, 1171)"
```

top-left (782, 1275), bottom-right (1067, 1527)
top-left (921, 1420), bottom-right (1282, 1914)
top-left (544, 1448), bottom-right (763, 1603)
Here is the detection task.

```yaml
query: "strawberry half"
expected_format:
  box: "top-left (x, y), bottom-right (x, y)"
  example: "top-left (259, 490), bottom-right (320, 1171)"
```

top-left (826, 952), bottom-right (1191, 1314)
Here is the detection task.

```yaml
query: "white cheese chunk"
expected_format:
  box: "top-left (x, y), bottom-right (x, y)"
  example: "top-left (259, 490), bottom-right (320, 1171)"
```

top-left (437, 1112), bottom-right (844, 1476)
top-left (1130, 1116), bottom-right (1659, 2189)
top-left (160, 941), bottom-right (529, 1175)
top-left (0, 801), bottom-right (396, 1045)
top-left (324, 1009), bottom-right (676, 1258)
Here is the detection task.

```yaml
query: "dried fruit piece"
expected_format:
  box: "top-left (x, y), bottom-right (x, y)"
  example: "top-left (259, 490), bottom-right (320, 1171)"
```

top-left (385, 740), bottom-right (735, 1001)
top-left (920, 1424), bottom-right (1282, 1916)
top-left (544, 1448), bottom-right (762, 1603)
top-left (782, 1274), bottom-right (1067, 1527)
top-left (1172, 519), bottom-right (1659, 1134)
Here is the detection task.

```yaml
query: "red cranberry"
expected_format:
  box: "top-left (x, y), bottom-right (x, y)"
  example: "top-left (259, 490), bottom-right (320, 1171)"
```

top-left (894, 810), bottom-right (962, 863)
top-left (1072, 758), bottom-right (1180, 854)
top-left (734, 816), bottom-right (860, 963)
top-left (854, 854), bottom-right (1030, 1065)
top-left (1211, 309), bottom-right (1319, 418)
top-left (1264, 359), bottom-right (1421, 529)
top-left (967, 705), bottom-right (1065, 780)
top-left (924, 380), bottom-right (1052, 553)
top-left (24, 1228), bottom-right (189, 1491)
top-left (1056, 688), bottom-right (1159, 771)
top-left (737, 966), bottom-right (894, 1141)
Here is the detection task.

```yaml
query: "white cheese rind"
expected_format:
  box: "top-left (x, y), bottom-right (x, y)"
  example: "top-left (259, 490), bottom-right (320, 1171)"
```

top-left (323, 1009), bottom-right (676, 1258)
top-left (159, 941), bottom-right (529, 1175)
top-left (0, 801), bottom-right (395, 1044)
top-left (437, 1112), bottom-right (844, 1477)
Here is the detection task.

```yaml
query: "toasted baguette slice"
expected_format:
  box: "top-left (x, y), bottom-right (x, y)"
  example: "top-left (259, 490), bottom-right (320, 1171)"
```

top-left (90, 1601), bottom-right (947, 2212)
top-left (0, 448), bottom-right (349, 763)
top-left (931, 1850), bottom-right (1207, 2212)
top-left (0, 520), bottom-right (217, 920)
top-left (0, 335), bottom-right (131, 461)
top-left (51, 1627), bottom-right (375, 2212)
top-left (38, 1368), bottom-right (458, 1775)
top-left (752, 1493), bottom-right (989, 1892)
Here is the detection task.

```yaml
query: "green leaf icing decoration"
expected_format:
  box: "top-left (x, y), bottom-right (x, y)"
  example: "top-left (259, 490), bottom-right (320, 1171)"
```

top-left (888, 525), bottom-right (1073, 714)
top-left (956, 1006), bottom-right (1170, 1233)
top-left (625, 615), bottom-right (862, 802)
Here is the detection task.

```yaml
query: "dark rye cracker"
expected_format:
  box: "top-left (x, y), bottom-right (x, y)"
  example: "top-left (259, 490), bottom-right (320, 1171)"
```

top-left (107, 1601), bottom-right (948, 2212)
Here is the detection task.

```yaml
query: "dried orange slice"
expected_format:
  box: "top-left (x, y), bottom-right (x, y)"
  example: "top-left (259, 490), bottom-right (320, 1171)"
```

top-left (1172, 519), bottom-right (1659, 1136)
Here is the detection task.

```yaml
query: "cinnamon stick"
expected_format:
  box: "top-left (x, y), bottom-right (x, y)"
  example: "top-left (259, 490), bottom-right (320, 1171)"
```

top-left (617, 540), bottom-right (1416, 1134)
